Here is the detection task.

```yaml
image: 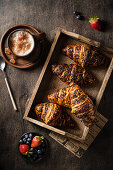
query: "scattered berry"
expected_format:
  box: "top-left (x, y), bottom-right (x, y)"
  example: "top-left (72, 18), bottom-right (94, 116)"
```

top-left (31, 136), bottom-right (44, 148)
top-left (89, 16), bottom-right (101, 31)
top-left (73, 11), bottom-right (80, 16)
top-left (73, 11), bottom-right (82, 20)
top-left (76, 14), bottom-right (81, 20)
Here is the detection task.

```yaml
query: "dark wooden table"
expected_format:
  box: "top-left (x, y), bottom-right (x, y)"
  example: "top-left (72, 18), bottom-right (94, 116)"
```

top-left (0, 0), bottom-right (113, 169)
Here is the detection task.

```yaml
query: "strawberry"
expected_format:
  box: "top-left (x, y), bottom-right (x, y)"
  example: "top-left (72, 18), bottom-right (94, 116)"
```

top-left (31, 136), bottom-right (44, 148)
top-left (89, 16), bottom-right (101, 31)
top-left (19, 144), bottom-right (30, 155)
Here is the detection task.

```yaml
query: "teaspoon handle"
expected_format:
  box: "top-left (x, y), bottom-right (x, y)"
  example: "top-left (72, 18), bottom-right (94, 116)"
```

top-left (3, 71), bottom-right (17, 111)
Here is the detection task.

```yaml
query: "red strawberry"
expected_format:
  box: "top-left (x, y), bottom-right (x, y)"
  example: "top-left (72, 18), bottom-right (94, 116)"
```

top-left (19, 144), bottom-right (30, 155)
top-left (89, 16), bottom-right (101, 31)
top-left (31, 136), bottom-right (44, 148)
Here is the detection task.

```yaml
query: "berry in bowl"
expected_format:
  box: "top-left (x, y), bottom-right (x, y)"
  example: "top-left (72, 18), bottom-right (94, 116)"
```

top-left (18, 132), bottom-right (48, 162)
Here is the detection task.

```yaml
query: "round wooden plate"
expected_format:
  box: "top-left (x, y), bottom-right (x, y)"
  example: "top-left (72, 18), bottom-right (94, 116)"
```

top-left (0, 24), bottom-right (45, 69)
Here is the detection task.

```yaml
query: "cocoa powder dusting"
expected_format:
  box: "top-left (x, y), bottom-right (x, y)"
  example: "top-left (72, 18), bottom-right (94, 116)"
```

top-left (10, 31), bottom-right (33, 55)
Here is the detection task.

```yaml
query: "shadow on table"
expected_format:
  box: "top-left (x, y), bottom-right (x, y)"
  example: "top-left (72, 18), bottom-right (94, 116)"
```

top-left (83, 70), bottom-right (113, 167)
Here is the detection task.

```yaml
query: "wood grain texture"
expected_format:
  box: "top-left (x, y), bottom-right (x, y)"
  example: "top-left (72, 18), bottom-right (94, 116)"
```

top-left (49, 111), bottom-right (108, 158)
top-left (0, 0), bottom-right (113, 170)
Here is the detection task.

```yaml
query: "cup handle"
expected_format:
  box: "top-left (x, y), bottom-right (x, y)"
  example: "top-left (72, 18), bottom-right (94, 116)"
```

top-left (25, 29), bottom-right (46, 40)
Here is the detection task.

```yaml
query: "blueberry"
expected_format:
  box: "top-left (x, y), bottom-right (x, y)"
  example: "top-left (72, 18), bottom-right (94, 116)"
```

top-left (23, 138), bottom-right (26, 143)
top-left (29, 148), bottom-right (37, 154)
top-left (19, 139), bottom-right (23, 144)
top-left (42, 142), bottom-right (46, 148)
top-left (24, 134), bottom-right (28, 139)
top-left (26, 141), bottom-right (30, 145)
top-left (27, 138), bottom-right (31, 142)
top-left (33, 154), bottom-right (38, 161)
top-left (29, 148), bottom-right (34, 152)
top-left (34, 154), bottom-right (38, 159)
top-left (73, 11), bottom-right (80, 16)
top-left (37, 146), bottom-right (41, 150)
top-left (29, 133), bottom-right (33, 138)
top-left (42, 148), bottom-right (46, 153)
top-left (76, 14), bottom-right (82, 20)
top-left (37, 149), bottom-right (42, 155)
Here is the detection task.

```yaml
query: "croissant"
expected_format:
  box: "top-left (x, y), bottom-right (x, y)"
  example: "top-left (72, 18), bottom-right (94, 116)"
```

top-left (63, 44), bottom-right (106, 67)
top-left (52, 64), bottom-right (94, 85)
top-left (48, 83), bottom-right (95, 126)
top-left (35, 102), bottom-right (76, 128)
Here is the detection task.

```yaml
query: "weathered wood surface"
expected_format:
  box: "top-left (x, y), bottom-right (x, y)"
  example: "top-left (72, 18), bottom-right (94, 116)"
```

top-left (0, 0), bottom-right (113, 170)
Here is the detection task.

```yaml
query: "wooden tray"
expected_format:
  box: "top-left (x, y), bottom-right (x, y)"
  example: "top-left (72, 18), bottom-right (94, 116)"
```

top-left (0, 24), bottom-right (45, 69)
top-left (24, 28), bottom-right (113, 141)
top-left (49, 111), bottom-right (108, 158)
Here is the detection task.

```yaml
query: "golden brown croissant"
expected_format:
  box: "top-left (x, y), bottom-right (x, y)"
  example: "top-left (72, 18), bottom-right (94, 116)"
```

top-left (48, 83), bottom-right (95, 126)
top-left (63, 44), bottom-right (106, 67)
top-left (52, 64), bottom-right (94, 85)
top-left (35, 102), bottom-right (76, 128)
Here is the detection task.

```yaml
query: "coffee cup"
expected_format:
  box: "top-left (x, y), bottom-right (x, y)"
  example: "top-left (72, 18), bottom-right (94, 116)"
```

top-left (8, 29), bottom-right (45, 58)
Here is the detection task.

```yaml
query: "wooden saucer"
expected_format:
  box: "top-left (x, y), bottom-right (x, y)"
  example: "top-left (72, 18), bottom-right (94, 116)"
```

top-left (0, 24), bottom-right (45, 69)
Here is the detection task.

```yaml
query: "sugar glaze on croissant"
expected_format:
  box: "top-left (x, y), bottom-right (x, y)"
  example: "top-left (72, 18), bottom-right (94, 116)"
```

top-left (48, 83), bottom-right (95, 126)
top-left (52, 64), bottom-right (94, 85)
top-left (35, 102), bottom-right (76, 128)
top-left (63, 44), bottom-right (106, 67)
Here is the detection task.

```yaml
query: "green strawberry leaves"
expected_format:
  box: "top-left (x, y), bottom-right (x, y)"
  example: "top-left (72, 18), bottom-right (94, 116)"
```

top-left (89, 16), bottom-right (99, 23)
top-left (36, 136), bottom-right (44, 142)
top-left (23, 148), bottom-right (33, 156)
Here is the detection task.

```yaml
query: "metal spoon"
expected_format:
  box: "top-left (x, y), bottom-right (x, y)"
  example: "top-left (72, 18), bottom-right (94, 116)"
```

top-left (0, 56), bottom-right (17, 111)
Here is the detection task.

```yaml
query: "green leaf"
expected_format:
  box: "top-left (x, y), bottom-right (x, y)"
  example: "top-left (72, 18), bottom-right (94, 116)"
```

top-left (23, 151), bottom-right (28, 155)
top-left (40, 136), bottom-right (44, 140)
top-left (29, 152), bottom-right (33, 155)
top-left (36, 136), bottom-right (44, 141)
top-left (89, 16), bottom-right (99, 23)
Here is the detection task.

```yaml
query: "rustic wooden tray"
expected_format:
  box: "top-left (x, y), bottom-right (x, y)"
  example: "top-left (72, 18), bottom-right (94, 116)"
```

top-left (49, 111), bottom-right (108, 158)
top-left (24, 28), bottom-right (113, 141)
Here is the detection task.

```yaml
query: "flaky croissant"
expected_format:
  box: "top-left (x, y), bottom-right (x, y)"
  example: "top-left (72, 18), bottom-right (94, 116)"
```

top-left (52, 64), bottom-right (94, 85)
top-left (63, 44), bottom-right (106, 67)
top-left (48, 83), bottom-right (95, 126)
top-left (35, 102), bottom-right (76, 128)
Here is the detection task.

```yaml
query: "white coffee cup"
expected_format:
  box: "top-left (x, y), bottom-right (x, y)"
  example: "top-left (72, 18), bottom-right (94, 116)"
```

top-left (8, 29), bottom-right (35, 57)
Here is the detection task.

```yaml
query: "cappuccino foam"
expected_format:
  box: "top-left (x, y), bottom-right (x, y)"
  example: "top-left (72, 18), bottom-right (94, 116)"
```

top-left (9, 31), bottom-right (34, 56)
